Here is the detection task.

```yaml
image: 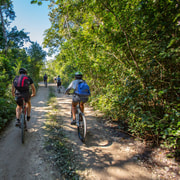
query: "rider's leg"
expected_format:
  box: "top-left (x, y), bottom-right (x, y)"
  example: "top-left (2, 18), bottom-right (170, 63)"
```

top-left (26, 100), bottom-right (31, 121)
top-left (25, 92), bottom-right (31, 121)
top-left (80, 102), bottom-right (84, 113)
top-left (16, 104), bottom-right (22, 126)
top-left (72, 102), bottom-right (78, 120)
top-left (16, 105), bottom-right (22, 119)
top-left (26, 100), bottom-right (31, 116)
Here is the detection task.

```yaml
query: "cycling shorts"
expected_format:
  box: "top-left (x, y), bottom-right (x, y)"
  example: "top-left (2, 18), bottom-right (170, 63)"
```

top-left (72, 94), bottom-right (88, 103)
top-left (57, 82), bottom-right (61, 86)
top-left (15, 91), bottom-right (31, 106)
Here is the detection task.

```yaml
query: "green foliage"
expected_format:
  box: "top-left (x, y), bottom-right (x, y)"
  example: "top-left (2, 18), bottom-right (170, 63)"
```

top-left (0, 85), bottom-right (16, 130)
top-left (0, 1), bottom-right (48, 131)
top-left (27, 42), bottom-right (46, 81)
top-left (43, 0), bottom-right (180, 157)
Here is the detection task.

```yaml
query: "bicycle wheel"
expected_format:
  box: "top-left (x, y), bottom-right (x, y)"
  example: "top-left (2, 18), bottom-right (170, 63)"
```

top-left (78, 113), bottom-right (86, 142)
top-left (21, 113), bottom-right (25, 144)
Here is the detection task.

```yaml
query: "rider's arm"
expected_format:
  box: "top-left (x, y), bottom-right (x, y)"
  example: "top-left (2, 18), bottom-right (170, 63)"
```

top-left (11, 82), bottom-right (15, 97)
top-left (30, 83), bottom-right (36, 97)
top-left (65, 80), bottom-right (77, 94)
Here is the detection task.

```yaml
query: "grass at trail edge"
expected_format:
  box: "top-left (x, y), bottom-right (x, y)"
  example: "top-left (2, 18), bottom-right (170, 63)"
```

top-left (43, 86), bottom-right (82, 179)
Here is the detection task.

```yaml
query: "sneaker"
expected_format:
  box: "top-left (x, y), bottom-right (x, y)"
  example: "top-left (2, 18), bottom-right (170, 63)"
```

top-left (71, 120), bottom-right (76, 125)
top-left (27, 116), bottom-right (30, 121)
top-left (15, 119), bottom-right (20, 127)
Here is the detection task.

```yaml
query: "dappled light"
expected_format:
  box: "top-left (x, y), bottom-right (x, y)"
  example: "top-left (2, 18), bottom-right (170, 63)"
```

top-left (0, 0), bottom-right (179, 178)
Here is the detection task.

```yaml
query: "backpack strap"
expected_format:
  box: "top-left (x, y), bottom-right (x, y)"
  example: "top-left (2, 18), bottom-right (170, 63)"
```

top-left (21, 76), bottom-right (28, 87)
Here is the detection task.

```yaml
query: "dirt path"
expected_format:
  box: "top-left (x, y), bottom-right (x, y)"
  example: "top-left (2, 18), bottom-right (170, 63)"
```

top-left (0, 83), bottom-right (56, 180)
top-left (55, 85), bottom-right (156, 180)
top-left (0, 83), bottom-right (179, 180)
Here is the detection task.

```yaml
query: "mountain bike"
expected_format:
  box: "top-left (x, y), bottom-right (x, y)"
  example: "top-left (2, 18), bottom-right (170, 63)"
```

top-left (17, 97), bottom-right (27, 144)
top-left (71, 101), bottom-right (87, 143)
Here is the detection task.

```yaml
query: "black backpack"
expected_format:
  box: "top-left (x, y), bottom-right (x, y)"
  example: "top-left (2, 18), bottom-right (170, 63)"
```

top-left (13, 74), bottom-right (30, 91)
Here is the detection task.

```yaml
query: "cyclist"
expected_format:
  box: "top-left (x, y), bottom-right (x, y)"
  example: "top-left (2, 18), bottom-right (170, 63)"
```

top-left (65, 72), bottom-right (89, 125)
top-left (43, 73), bottom-right (48, 85)
top-left (54, 76), bottom-right (57, 84)
top-left (57, 75), bottom-right (61, 89)
top-left (12, 68), bottom-right (36, 126)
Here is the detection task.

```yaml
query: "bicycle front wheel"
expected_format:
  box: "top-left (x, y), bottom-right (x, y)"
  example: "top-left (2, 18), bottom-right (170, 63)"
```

top-left (21, 113), bottom-right (25, 144)
top-left (78, 113), bottom-right (86, 143)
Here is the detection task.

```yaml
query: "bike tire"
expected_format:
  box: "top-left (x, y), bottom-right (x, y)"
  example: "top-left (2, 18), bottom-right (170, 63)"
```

top-left (21, 113), bottom-right (25, 144)
top-left (78, 113), bottom-right (86, 143)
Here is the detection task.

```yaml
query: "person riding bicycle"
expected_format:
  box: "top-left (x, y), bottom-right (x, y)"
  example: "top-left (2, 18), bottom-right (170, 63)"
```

top-left (65, 72), bottom-right (89, 125)
top-left (56, 75), bottom-right (61, 88)
top-left (11, 68), bottom-right (36, 126)
top-left (54, 76), bottom-right (57, 84)
top-left (43, 73), bottom-right (48, 85)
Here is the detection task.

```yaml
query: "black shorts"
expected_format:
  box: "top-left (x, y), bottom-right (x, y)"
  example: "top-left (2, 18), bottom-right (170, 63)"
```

top-left (15, 92), bottom-right (31, 106)
top-left (73, 95), bottom-right (88, 103)
top-left (57, 82), bottom-right (61, 86)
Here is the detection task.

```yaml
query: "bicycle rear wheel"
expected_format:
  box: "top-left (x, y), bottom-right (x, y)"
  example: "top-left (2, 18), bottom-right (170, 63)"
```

top-left (21, 113), bottom-right (25, 144)
top-left (78, 113), bottom-right (86, 142)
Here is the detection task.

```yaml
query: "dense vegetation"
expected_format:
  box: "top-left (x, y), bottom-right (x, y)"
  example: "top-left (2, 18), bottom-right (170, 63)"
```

top-left (40, 0), bottom-right (179, 157)
top-left (1, 0), bottom-right (179, 158)
top-left (0, 0), bottom-right (46, 130)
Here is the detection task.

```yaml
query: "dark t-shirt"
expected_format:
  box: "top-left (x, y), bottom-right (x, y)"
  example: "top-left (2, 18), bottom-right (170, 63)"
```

top-left (44, 75), bottom-right (47, 80)
top-left (13, 75), bottom-right (33, 94)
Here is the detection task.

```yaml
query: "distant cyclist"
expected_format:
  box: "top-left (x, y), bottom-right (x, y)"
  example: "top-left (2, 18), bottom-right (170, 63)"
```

top-left (43, 73), bottom-right (48, 85)
top-left (56, 75), bottom-right (61, 88)
top-left (65, 72), bottom-right (90, 125)
top-left (12, 68), bottom-right (36, 126)
top-left (54, 76), bottom-right (57, 84)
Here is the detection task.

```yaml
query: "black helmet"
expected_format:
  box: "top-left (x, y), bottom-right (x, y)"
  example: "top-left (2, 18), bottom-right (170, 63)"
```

top-left (19, 68), bottom-right (27, 74)
top-left (75, 71), bottom-right (83, 79)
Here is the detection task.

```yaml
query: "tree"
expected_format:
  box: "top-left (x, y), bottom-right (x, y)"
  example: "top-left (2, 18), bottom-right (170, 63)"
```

top-left (0, 0), bottom-right (15, 52)
top-left (33, 0), bottom-right (180, 156)
top-left (27, 42), bottom-right (47, 80)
